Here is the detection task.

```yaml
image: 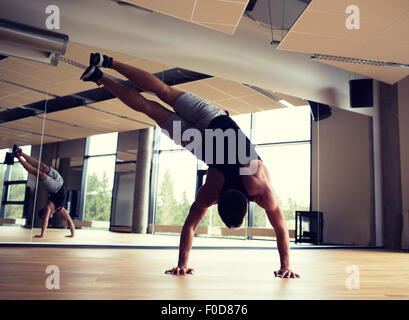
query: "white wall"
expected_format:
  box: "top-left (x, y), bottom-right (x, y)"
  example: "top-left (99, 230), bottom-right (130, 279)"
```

top-left (312, 107), bottom-right (373, 245)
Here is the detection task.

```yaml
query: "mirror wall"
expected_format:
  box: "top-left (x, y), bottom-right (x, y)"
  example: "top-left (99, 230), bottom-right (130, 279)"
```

top-left (0, 39), bottom-right (377, 248)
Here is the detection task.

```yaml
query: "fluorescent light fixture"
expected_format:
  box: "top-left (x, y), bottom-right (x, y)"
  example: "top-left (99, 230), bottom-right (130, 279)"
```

top-left (0, 18), bottom-right (68, 66)
top-left (278, 99), bottom-right (295, 108)
top-left (311, 53), bottom-right (409, 69)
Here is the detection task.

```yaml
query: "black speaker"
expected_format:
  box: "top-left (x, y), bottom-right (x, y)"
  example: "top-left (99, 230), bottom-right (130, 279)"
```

top-left (246, 0), bottom-right (257, 11)
top-left (308, 101), bottom-right (332, 121)
top-left (350, 79), bottom-right (373, 108)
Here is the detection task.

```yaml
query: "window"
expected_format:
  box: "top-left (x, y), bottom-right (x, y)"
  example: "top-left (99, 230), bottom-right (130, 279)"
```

top-left (155, 150), bottom-right (197, 226)
top-left (0, 146), bottom-right (32, 221)
top-left (252, 107), bottom-right (310, 144)
top-left (253, 143), bottom-right (310, 230)
top-left (151, 105), bottom-right (311, 240)
top-left (251, 106), bottom-right (311, 233)
top-left (82, 133), bottom-right (118, 226)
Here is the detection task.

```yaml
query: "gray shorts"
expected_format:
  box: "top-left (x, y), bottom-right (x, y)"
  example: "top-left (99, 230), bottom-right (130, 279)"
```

top-left (40, 167), bottom-right (64, 194)
top-left (162, 92), bottom-right (227, 146)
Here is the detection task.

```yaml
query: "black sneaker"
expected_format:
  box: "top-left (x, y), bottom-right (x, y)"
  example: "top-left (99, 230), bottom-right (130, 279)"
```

top-left (12, 144), bottom-right (22, 158)
top-left (4, 152), bottom-right (14, 165)
top-left (80, 66), bottom-right (103, 85)
top-left (89, 52), bottom-right (113, 68)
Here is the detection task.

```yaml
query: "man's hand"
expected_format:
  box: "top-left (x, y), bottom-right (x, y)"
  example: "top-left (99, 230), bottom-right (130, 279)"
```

top-left (165, 266), bottom-right (195, 275)
top-left (274, 267), bottom-right (300, 279)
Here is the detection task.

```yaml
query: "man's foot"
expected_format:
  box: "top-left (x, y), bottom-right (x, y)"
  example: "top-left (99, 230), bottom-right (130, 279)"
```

top-left (80, 66), bottom-right (103, 85)
top-left (12, 144), bottom-right (22, 158)
top-left (4, 152), bottom-right (14, 165)
top-left (89, 52), bottom-right (113, 68)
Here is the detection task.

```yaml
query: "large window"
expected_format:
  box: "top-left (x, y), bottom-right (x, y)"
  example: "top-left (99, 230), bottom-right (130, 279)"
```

top-left (83, 133), bottom-right (118, 226)
top-left (152, 105), bottom-right (311, 239)
top-left (0, 146), bottom-right (31, 221)
top-left (155, 149), bottom-right (197, 226)
top-left (252, 107), bottom-right (311, 230)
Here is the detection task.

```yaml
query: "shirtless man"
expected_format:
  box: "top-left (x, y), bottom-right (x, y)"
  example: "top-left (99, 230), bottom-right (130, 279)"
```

top-left (80, 53), bottom-right (299, 278)
top-left (12, 145), bottom-right (75, 238)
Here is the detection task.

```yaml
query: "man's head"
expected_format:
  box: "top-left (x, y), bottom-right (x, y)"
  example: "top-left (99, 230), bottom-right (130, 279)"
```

top-left (217, 189), bottom-right (248, 228)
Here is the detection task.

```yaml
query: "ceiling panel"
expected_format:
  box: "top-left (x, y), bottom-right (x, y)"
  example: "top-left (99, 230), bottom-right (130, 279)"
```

top-left (214, 97), bottom-right (260, 114)
top-left (317, 59), bottom-right (409, 85)
top-left (45, 106), bottom-right (118, 126)
top-left (201, 77), bottom-right (257, 98)
top-left (306, 0), bottom-right (409, 22)
top-left (239, 94), bottom-right (285, 111)
top-left (91, 117), bottom-right (150, 133)
top-left (125, 0), bottom-right (248, 34)
top-left (270, 91), bottom-right (308, 106)
top-left (0, 41), bottom-right (169, 102)
top-left (291, 11), bottom-right (390, 41)
top-left (89, 99), bottom-right (157, 125)
top-left (175, 81), bottom-right (232, 101)
top-left (278, 0), bottom-right (409, 84)
top-left (192, 0), bottom-right (246, 25)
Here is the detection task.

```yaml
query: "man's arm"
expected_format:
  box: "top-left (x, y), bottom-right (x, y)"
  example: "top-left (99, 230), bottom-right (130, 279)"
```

top-left (58, 208), bottom-right (75, 238)
top-left (165, 169), bottom-right (223, 275)
top-left (256, 188), bottom-right (300, 278)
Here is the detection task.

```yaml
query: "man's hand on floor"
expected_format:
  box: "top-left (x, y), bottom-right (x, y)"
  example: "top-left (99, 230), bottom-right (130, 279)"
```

top-left (274, 267), bottom-right (300, 279)
top-left (165, 266), bottom-right (195, 275)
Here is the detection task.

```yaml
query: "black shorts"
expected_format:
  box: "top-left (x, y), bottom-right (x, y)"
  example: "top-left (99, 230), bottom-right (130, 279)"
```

top-left (49, 185), bottom-right (66, 210)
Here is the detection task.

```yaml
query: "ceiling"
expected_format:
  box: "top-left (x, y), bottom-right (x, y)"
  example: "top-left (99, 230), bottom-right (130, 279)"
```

top-left (278, 0), bottom-right (409, 84)
top-left (6, 0), bottom-right (405, 150)
top-left (0, 39), bottom-right (306, 150)
top-left (122, 0), bottom-right (249, 34)
top-left (0, 0), bottom-right (355, 111)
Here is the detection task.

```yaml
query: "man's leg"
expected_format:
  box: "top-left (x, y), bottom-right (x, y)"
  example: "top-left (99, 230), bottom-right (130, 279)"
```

top-left (110, 61), bottom-right (184, 107)
top-left (89, 52), bottom-right (184, 108)
top-left (17, 155), bottom-right (47, 180)
top-left (100, 75), bottom-right (174, 128)
top-left (19, 152), bottom-right (50, 175)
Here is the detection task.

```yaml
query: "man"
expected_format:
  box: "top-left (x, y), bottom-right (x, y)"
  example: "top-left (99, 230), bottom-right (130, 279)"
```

top-left (11, 145), bottom-right (75, 238)
top-left (80, 53), bottom-right (299, 278)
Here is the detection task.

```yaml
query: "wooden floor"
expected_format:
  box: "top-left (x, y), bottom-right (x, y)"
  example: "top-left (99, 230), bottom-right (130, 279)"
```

top-left (0, 226), bottom-right (308, 248)
top-left (1, 245), bottom-right (409, 299)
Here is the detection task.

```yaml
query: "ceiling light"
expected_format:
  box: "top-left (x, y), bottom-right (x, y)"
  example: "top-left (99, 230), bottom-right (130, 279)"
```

top-left (278, 99), bottom-right (295, 108)
top-left (311, 53), bottom-right (409, 69)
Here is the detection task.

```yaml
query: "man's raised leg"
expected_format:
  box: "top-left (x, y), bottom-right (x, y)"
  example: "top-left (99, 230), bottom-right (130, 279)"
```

top-left (89, 53), bottom-right (184, 107)
top-left (17, 155), bottom-right (47, 180)
top-left (100, 75), bottom-right (173, 128)
top-left (19, 152), bottom-right (50, 175)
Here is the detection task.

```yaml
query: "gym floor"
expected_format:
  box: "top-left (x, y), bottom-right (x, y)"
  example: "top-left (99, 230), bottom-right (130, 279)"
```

top-left (1, 228), bottom-right (408, 300)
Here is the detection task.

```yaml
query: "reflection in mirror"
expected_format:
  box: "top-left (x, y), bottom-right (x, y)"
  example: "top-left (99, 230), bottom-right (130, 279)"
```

top-left (110, 131), bottom-right (138, 232)
top-left (0, 59), bottom-right (51, 243)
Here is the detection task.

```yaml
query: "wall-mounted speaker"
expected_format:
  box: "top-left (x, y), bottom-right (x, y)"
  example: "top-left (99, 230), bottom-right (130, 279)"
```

top-left (308, 101), bottom-right (332, 121)
top-left (246, 0), bottom-right (258, 11)
top-left (350, 79), bottom-right (373, 108)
